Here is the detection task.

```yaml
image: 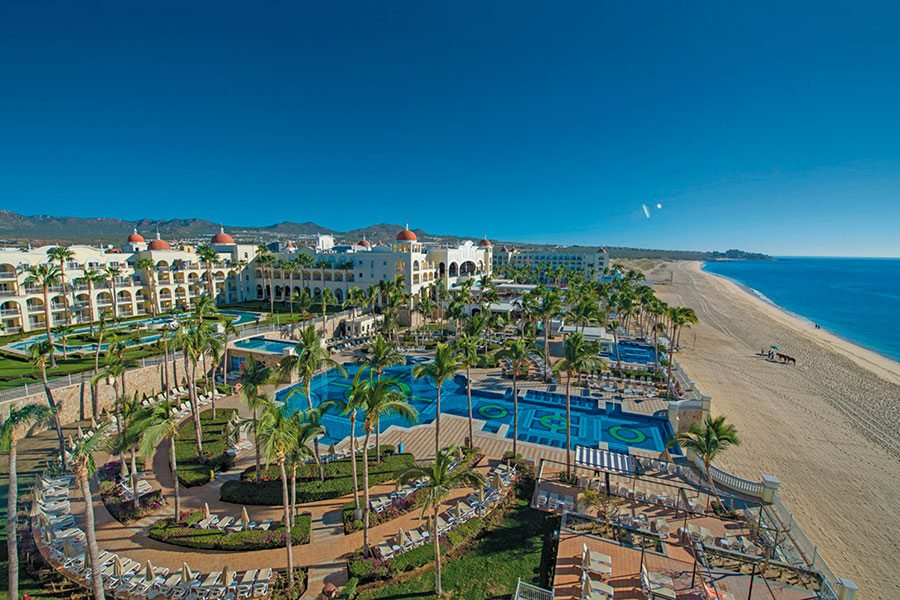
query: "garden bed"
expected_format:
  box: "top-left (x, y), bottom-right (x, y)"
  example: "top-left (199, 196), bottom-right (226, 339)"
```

top-left (221, 446), bottom-right (414, 506)
top-left (97, 461), bottom-right (165, 524)
top-left (148, 509), bottom-right (311, 551)
top-left (175, 408), bottom-right (237, 487)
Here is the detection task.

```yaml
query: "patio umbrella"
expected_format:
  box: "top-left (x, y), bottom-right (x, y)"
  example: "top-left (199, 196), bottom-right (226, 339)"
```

top-left (241, 506), bottom-right (250, 526)
top-left (91, 417), bottom-right (98, 429)
top-left (145, 560), bottom-right (156, 582)
top-left (493, 474), bottom-right (503, 489)
top-left (77, 426), bottom-right (85, 439)
top-left (181, 563), bottom-right (193, 583)
top-left (478, 487), bottom-right (485, 504)
top-left (396, 528), bottom-right (405, 546)
top-left (223, 568), bottom-right (233, 587)
top-left (203, 503), bottom-right (212, 520)
top-left (113, 557), bottom-right (124, 577)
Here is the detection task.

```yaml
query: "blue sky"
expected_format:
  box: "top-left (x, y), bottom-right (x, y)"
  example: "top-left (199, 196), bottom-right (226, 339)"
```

top-left (1, 2), bottom-right (898, 256)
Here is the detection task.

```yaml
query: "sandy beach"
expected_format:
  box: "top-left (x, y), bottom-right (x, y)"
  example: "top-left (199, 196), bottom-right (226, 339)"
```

top-left (638, 260), bottom-right (899, 599)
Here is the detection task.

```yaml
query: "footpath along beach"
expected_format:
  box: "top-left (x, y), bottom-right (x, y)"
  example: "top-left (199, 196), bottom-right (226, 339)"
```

top-left (640, 260), bottom-right (900, 599)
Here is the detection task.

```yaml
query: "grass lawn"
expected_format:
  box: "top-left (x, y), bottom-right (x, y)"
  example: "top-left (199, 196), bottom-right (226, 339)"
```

top-left (175, 408), bottom-right (238, 486)
top-left (357, 492), bottom-right (558, 599)
top-left (221, 447), bottom-right (414, 505)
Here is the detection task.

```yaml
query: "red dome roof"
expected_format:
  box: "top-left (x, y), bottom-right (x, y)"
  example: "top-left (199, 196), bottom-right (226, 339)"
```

top-left (211, 226), bottom-right (235, 244)
top-left (148, 239), bottom-right (171, 250)
top-left (396, 224), bottom-right (417, 242)
top-left (127, 227), bottom-right (145, 243)
top-left (358, 238), bottom-right (372, 248)
top-left (479, 237), bottom-right (492, 247)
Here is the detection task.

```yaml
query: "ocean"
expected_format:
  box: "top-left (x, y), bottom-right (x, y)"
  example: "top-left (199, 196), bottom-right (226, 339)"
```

top-left (702, 258), bottom-right (900, 363)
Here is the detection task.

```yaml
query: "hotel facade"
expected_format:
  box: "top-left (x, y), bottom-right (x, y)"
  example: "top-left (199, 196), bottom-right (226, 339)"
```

top-left (493, 245), bottom-right (610, 281)
top-left (0, 225), bottom-right (492, 334)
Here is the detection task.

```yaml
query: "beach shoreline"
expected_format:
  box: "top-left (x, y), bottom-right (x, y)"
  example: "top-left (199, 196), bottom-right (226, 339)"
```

top-left (634, 259), bottom-right (900, 599)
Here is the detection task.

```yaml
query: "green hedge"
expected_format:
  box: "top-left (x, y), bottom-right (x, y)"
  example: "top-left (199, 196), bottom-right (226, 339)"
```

top-left (221, 447), bottom-right (413, 506)
top-left (175, 408), bottom-right (237, 487)
top-left (148, 510), bottom-right (311, 550)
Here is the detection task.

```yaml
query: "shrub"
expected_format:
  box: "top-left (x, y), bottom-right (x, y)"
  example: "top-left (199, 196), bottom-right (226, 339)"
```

top-left (175, 408), bottom-right (238, 487)
top-left (336, 577), bottom-right (358, 600)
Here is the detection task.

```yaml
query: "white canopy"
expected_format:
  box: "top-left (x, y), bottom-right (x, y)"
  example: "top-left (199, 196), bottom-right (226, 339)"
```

top-left (575, 446), bottom-right (635, 474)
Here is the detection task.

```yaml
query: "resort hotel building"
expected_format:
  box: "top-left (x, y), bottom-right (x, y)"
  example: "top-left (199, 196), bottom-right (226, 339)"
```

top-left (493, 245), bottom-right (610, 281)
top-left (0, 225), bottom-right (492, 334)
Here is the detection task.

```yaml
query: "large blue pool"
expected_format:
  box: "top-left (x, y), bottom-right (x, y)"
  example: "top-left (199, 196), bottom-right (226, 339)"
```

top-left (233, 336), bottom-right (299, 354)
top-left (602, 341), bottom-right (659, 365)
top-left (277, 362), bottom-right (677, 454)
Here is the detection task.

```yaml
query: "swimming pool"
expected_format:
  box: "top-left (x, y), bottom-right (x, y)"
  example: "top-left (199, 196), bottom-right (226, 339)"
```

top-left (277, 362), bottom-right (677, 454)
top-left (602, 341), bottom-right (659, 365)
top-left (233, 336), bottom-right (299, 354)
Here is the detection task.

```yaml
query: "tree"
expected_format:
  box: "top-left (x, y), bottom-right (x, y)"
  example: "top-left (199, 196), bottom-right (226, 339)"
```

top-left (132, 399), bottom-right (184, 518)
top-left (2, 404), bottom-right (54, 600)
top-left (48, 246), bottom-right (75, 326)
top-left (497, 337), bottom-right (533, 458)
top-left (334, 369), bottom-right (369, 510)
top-left (240, 358), bottom-right (273, 481)
top-left (361, 336), bottom-right (404, 459)
top-left (30, 340), bottom-right (67, 467)
top-left (134, 258), bottom-right (158, 316)
top-left (90, 317), bottom-right (109, 417)
top-left (321, 287), bottom-right (336, 333)
top-left (552, 333), bottom-right (605, 476)
top-left (69, 424), bottom-right (113, 600)
top-left (78, 268), bottom-right (107, 334)
top-left (256, 246), bottom-right (275, 314)
top-left (24, 263), bottom-right (60, 366)
top-left (257, 404), bottom-right (298, 586)
top-left (413, 343), bottom-right (462, 456)
top-left (533, 286), bottom-right (563, 380)
top-left (397, 446), bottom-right (485, 596)
top-left (665, 306), bottom-right (699, 398)
top-left (197, 244), bottom-right (219, 302)
top-left (359, 377), bottom-right (417, 554)
top-left (287, 412), bottom-right (323, 518)
top-left (106, 265), bottom-right (122, 321)
top-left (454, 333), bottom-right (479, 449)
top-left (344, 286), bottom-right (366, 320)
top-left (671, 415), bottom-right (740, 508)
top-left (54, 323), bottom-right (73, 360)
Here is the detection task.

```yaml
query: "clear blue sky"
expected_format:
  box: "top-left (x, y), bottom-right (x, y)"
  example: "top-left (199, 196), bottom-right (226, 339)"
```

top-left (2, 2), bottom-right (898, 256)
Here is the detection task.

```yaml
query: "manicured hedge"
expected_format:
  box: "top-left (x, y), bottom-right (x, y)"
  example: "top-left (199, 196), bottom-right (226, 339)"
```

top-left (175, 408), bottom-right (237, 487)
top-left (148, 510), bottom-right (311, 550)
top-left (221, 447), bottom-right (413, 506)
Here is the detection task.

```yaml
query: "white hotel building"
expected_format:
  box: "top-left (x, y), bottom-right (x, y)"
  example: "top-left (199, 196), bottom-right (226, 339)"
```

top-left (0, 225), bottom-right (492, 334)
top-left (492, 245), bottom-right (610, 281)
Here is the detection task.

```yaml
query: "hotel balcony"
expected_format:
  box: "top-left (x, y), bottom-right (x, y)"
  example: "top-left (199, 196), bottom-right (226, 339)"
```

top-left (0, 289), bottom-right (18, 298)
top-left (1, 309), bottom-right (20, 317)
top-left (0, 272), bottom-right (17, 281)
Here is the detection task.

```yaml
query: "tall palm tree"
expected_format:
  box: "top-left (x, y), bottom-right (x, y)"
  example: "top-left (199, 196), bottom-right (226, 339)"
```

top-left (361, 336), bottom-right (404, 458)
top-left (256, 246), bottom-right (275, 314)
top-left (196, 244), bottom-right (219, 302)
top-left (671, 415), bottom-right (740, 507)
top-left (2, 403), bottom-right (54, 600)
top-left (359, 377), bottom-right (417, 554)
top-left (344, 286), bottom-right (366, 320)
top-left (175, 323), bottom-right (212, 455)
top-left (533, 286), bottom-right (562, 380)
top-left (24, 263), bottom-right (60, 365)
top-left (106, 265), bottom-right (122, 321)
top-left (497, 337), bottom-right (533, 458)
top-left (552, 333), bottom-right (605, 476)
top-left (78, 268), bottom-right (106, 333)
top-left (397, 446), bottom-right (485, 597)
top-left (413, 343), bottom-right (462, 455)
top-left (335, 369), bottom-right (369, 510)
top-left (320, 287), bottom-right (336, 333)
top-left (665, 306), bottom-right (699, 398)
top-left (48, 246), bottom-right (75, 325)
top-left (132, 399), bottom-right (184, 518)
top-left (219, 318), bottom-right (238, 396)
top-left (287, 413), bottom-right (324, 516)
top-left (90, 317), bottom-right (108, 418)
top-left (257, 404), bottom-right (298, 586)
top-left (69, 425), bottom-right (111, 600)
top-left (240, 358), bottom-right (273, 481)
top-left (455, 333), bottom-right (479, 449)
top-left (30, 340), bottom-right (67, 467)
top-left (134, 257), bottom-right (158, 316)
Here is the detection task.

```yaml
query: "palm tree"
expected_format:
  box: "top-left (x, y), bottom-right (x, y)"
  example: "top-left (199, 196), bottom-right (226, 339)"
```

top-left (24, 263), bottom-right (60, 365)
top-left (90, 317), bottom-right (108, 418)
top-left (218, 318), bottom-right (239, 398)
top-left (54, 323), bottom-right (73, 360)
top-left (361, 336), bottom-right (404, 459)
top-left (320, 287), bottom-right (336, 333)
top-left (134, 258), bottom-right (158, 316)
top-left (78, 268), bottom-right (106, 333)
top-left (671, 415), bottom-right (740, 508)
top-left (497, 337), bottom-right (533, 458)
top-left (30, 340), bottom-right (67, 467)
top-left (196, 244), bottom-right (219, 302)
top-left (335, 369), bottom-right (369, 510)
top-left (665, 306), bottom-right (699, 398)
top-left (69, 425), bottom-right (112, 600)
top-left (2, 403), bottom-right (54, 600)
top-left (413, 343), bottom-right (462, 456)
top-left (257, 404), bottom-right (298, 586)
top-left (256, 246), bottom-right (275, 314)
top-left (106, 265), bottom-right (122, 321)
top-left (240, 358), bottom-right (273, 481)
top-left (533, 286), bottom-right (562, 380)
top-left (291, 289), bottom-right (314, 321)
top-left (175, 323), bottom-right (212, 456)
top-left (48, 246), bottom-right (75, 325)
top-left (455, 333), bottom-right (478, 449)
top-left (359, 377), bottom-right (417, 554)
top-left (344, 286), bottom-right (366, 320)
top-left (132, 399), bottom-right (184, 518)
top-left (397, 447), bottom-right (485, 596)
top-left (552, 333), bottom-right (605, 477)
top-left (287, 413), bottom-right (324, 517)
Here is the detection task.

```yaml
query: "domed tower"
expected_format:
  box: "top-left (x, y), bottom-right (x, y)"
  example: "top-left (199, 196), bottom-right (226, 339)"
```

top-left (148, 229), bottom-right (172, 251)
top-left (123, 226), bottom-right (147, 252)
top-left (394, 223), bottom-right (420, 252)
top-left (211, 225), bottom-right (236, 245)
top-left (357, 236), bottom-right (372, 250)
top-left (478, 236), bottom-right (493, 275)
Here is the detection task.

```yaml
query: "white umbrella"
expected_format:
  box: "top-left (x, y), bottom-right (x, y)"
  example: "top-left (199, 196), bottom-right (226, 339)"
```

top-left (77, 426), bottom-right (85, 439)
top-left (223, 567), bottom-right (233, 587)
top-left (241, 507), bottom-right (250, 526)
top-left (91, 417), bottom-right (98, 429)
top-left (113, 557), bottom-right (124, 577)
top-left (478, 487), bottom-right (485, 504)
top-left (397, 528), bottom-right (405, 546)
top-left (33, 486), bottom-right (44, 502)
top-left (203, 503), bottom-right (212, 520)
top-left (145, 560), bottom-right (156, 581)
top-left (181, 563), bottom-right (193, 583)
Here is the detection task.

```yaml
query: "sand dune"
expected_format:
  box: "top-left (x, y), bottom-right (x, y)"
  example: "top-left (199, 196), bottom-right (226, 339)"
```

top-left (644, 260), bottom-right (900, 599)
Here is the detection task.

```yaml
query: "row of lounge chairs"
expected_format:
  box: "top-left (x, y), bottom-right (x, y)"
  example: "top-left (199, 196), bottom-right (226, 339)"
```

top-left (535, 489), bottom-right (575, 512)
top-left (369, 477), bottom-right (428, 513)
top-left (35, 473), bottom-right (273, 599)
top-left (192, 514), bottom-right (277, 532)
top-left (640, 564), bottom-right (676, 600)
top-left (580, 544), bottom-right (613, 599)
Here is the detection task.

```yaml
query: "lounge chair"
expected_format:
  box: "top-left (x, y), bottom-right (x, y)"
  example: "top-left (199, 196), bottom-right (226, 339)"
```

top-left (581, 574), bottom-right (614, 599)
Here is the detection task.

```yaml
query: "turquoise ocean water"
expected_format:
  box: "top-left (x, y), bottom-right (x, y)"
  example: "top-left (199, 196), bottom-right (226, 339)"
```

top-left (702, 258), bottom-right (900, 363)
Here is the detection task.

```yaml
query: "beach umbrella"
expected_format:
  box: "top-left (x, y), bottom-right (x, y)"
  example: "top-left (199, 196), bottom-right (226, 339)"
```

top-left (90, 417), bottom-right (98, 429)
top-left (181, 563), bottom-right (193, 583)
top-left (770, 345), bottom-right (780, 350)
top-left (77, 426), bottom-right (85, 439)
top-left (223, 568), bottom-right (233, 587)
top-left (203, 503), bottom-right (212, 520)
top-left (397, 528), bottom-right (405, 546)
top-left (113, 557), bottom-right (124, 577)
top-left (478, 487), bottom-right (485, 504)
top-left (241, 506), bottom-right (250, 526)
top-left (145, 560), bottom-right (156, 582)
top-left (493, 474), bottom-right (503, 489)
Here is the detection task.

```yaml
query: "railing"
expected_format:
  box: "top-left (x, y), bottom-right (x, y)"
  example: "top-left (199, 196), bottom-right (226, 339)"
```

top-left (514, 579), bottom-right (554, 600)
top-left (708, 464), bottom-right (763, 496)
top-left (1, 309), bottom-right (19, 316)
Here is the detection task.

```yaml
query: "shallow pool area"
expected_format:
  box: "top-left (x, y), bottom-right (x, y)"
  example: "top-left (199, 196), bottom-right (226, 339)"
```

top-left (233, 336), bottom-right (299, 354)
top-left (277, 362), bottom-right (677, 454)
top-left (602, 341), bottom-right (659, 366)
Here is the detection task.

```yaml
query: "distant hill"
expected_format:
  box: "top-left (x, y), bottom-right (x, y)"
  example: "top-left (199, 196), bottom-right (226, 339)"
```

top-left (0, 210), bottom-right (768, 260)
